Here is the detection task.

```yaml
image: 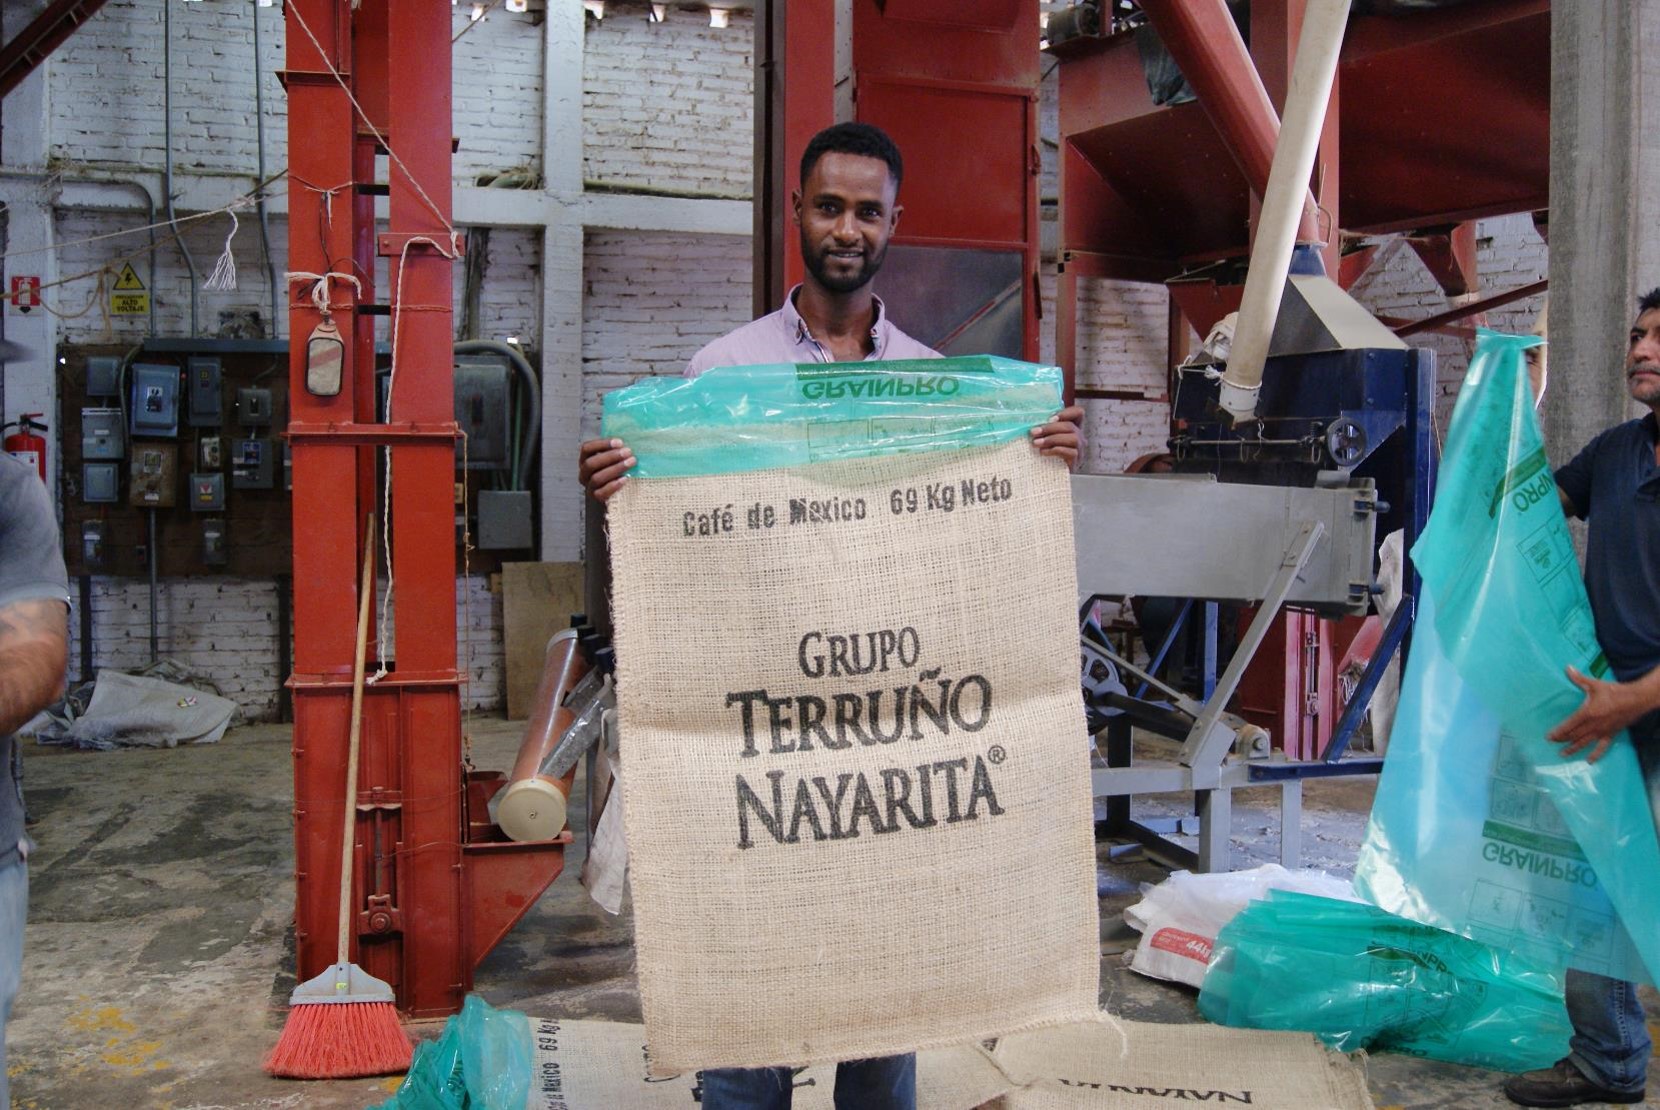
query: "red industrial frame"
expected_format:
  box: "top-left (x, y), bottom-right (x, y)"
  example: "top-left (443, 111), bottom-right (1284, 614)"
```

top-left (282, 0), bottom-right (567, 1019)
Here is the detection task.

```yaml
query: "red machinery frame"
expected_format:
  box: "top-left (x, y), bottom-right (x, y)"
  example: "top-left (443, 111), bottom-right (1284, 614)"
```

top-left (282, 0), bottom-right (567, 1018)
top-left (1053, 0), bottom-right (1549, 380)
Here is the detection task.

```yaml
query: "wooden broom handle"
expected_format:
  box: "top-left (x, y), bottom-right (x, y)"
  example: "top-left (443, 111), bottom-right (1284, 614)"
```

top-left (337, 514), bottom-right (377, 963)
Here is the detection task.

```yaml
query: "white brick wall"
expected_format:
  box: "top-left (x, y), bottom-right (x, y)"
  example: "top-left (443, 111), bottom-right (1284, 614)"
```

top-left (1350, 213), bottom-right (1548, 427)
top-left (48, 1), bottom-right (286, 176)
top-left (1037, 261), bottom-right (1174, 475)
top-left (48, 0), bottom-right (543, 186)
top-left (67, 576), bottom-right (283, 718)
top-left (580, 228), bottom-right (752, 435)
top-left (460, 227), bottom-right (543, 342)
top-left (66, 573), bottom-right (504, 720)
top-left (53, 208), bottom-right (290, 344)
top-left (582, 5), bottom-right (754, 197)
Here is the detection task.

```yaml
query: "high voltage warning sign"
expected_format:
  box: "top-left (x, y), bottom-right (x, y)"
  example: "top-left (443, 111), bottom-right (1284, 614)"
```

top-left (110, 263), bottom-right (148, 315)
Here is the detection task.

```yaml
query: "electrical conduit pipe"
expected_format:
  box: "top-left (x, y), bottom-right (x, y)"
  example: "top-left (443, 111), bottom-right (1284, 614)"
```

top-left (1219, 0), bottom-right (1350, 424)
top-left (496, 629), bottom-right (589, 841)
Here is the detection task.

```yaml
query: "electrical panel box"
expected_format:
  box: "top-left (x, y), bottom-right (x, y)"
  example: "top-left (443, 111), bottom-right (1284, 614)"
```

top-left (81, 408), bottom-right (126, 460)
top-left (189, 472), bottom-right (226, 512)
top-left (478, 489), bottom-right (534, 550)
top-left (454, 357), bottom-right (512, 470)
top-left (202, 519), bottom-right (228, 566)
top-left (200, 436), bottom-right (222, 469)
top-left (86, 356), bottom-right (122, 398)
top-left (128, 444), bottom-right (178, 507)
top-left (82, 462), bottom-right (121, 504)
top-left (231, 437), bottom-right (274, 490)
top-left (237, 387), bottom-right (273, 427)
top-left (129, 363), bottom-right (181, 438)
top-left (82, 520), bottom-right (106, 568)
top-left (187, 357), bottom-right (223, 427)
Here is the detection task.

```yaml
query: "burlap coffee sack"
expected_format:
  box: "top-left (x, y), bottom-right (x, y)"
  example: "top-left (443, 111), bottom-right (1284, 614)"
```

top-left (608, 439), bottom-right (1100, 1072)
top-left (525, 1017), bottom-right (1011, 1109)
top-left (990, 1018), bottom-right (1374, 1109)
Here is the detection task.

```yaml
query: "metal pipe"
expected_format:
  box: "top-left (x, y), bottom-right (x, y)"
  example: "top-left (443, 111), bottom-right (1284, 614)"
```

top-left (496, 629), bottom-right (590, 841)
top-left (162, 0), bottom-right (200, 337)
top-left (453, 339), bottom-right (541, 492)
top-left (1138, 0), bottom-right (1319, 241)
top-left (147, 508), bottom-right (159, 664)
top-left (251, 5), bottom-right (280, 338)
top-left (1220, 0), bottom-right (1351, 423)
top-left (78, 574), bottom-right (93, 683)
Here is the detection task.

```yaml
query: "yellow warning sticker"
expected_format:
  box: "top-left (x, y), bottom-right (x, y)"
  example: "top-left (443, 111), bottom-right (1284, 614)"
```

top-left (110, 263), bottom-right (148, 314)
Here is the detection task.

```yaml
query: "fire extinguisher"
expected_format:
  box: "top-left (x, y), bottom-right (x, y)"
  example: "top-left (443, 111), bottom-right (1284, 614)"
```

top-left (3, 413), bottom-right (48, 483)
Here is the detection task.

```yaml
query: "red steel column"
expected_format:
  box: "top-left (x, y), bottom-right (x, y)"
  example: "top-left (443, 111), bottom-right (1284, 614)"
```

top-left (382, 0), bottom-right (464, 1018)
top-left (284, 0), bottom-right (367, 996)
top-left (753, 0), bottom-right (835, 316)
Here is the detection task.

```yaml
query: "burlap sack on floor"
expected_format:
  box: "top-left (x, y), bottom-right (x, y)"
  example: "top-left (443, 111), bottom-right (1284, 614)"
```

top-left (990, 1018), bottom-right (1374, 1109)
top-left (608, 438), bottom-right (1100, 1072)
top-left (523, 1017), bottom-right (1012, 1110)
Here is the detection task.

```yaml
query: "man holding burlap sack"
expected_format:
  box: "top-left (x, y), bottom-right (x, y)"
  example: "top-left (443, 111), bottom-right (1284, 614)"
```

top-left (579, 123), bottom-right (1089, 1110)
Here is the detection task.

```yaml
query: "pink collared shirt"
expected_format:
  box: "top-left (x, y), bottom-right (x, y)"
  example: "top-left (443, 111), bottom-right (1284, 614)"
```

top-left (683, 285), bottom-right (940, 378)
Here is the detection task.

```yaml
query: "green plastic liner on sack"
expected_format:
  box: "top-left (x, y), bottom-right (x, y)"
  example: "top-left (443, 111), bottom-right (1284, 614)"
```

top-left (1197, 890), bottom-right (1570, 1072)
top-left (1354, 329), bottom-right (1660, 985)
top-left (601, 356), bottom-right (1064, 478)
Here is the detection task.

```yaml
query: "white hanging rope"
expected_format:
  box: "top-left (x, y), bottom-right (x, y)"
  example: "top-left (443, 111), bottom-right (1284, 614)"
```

top-left (370, 233), bottom-right (462, 683)
top-left (202, 199), bottom-right (255, 292)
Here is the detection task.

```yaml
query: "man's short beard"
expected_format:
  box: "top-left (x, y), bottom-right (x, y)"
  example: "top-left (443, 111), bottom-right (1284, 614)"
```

top-left (802, 232), bottom-right (887, 295)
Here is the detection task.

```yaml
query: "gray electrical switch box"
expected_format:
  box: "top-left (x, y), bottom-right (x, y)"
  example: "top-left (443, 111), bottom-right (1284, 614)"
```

top-left (82, 408), bottom-right (126, 460)
top-left (237, 387), bottom-right (273, 427)
top-left (82, 462), bottom-right (120, 504)
top-left (189, 471), bottom-right (226, 512)
top-left (86, 356), bottom-right (122, 398)
top-left (478, 490), bottom-right (534, 550)
top-left (129, 363), bottom-right (181, 438)
top-left (187, 357), bottom-right (223, 427)
top-left (202, 519), bottom-right (228, 566)
top-left (454, 357), bottom-right (512, 470)
top-left (231, 437), bottom-right (274, 490)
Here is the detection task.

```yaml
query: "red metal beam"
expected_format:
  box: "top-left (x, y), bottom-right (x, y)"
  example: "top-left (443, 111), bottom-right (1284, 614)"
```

top-left (1405, 221), bottom-right (1480, 297)
top-left (0, 0), bottom-right (108, 99)
top-left (1392, 277), bottom-right (1546, 338)
top-left (1138, 0), bottom-right (1320, 242)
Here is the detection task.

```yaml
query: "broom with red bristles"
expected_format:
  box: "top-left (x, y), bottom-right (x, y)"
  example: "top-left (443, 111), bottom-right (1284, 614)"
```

top-left (265, 518), bottom-right (413, 1079)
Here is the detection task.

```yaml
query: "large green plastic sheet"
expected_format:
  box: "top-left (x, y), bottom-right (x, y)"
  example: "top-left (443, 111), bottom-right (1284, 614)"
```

top-left (1355, 329), bottom-right (1660, 986)
top-left (601, 356), bottom-right (1064, 478)
top-left (1197, 890), bottom-right (1570, 1072)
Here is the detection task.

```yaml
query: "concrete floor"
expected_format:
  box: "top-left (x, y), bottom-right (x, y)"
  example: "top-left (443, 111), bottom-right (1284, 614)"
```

top-left (6, 718), bottom-right (1658, 1108)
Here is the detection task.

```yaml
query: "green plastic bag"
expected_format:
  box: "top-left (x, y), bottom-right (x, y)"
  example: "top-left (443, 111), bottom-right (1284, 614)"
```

top-left (1198, 891), bottom-right (1570, 1072)
top-left (376, 995), bottom-right (533, 1110)
top-left (600, 356), bottom-right (1064, 478)
top-left (1356, 329), bottom-right (1660, 985)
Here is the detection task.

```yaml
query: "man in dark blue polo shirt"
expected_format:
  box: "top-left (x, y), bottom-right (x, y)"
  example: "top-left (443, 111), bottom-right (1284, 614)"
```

top-left (1504, 289), bottom-right (1660, 1108)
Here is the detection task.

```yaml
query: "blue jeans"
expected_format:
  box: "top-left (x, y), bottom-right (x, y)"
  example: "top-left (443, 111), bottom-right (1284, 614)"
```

top-left (1, 856), bottom-right (26, 1110)
top-left (1565, 969), bottom-right (1650, 1093)
top-left (701, 1054), bottom-right (916, 1110)
top-left (1566, 727), bottom-right (1660, 1093)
